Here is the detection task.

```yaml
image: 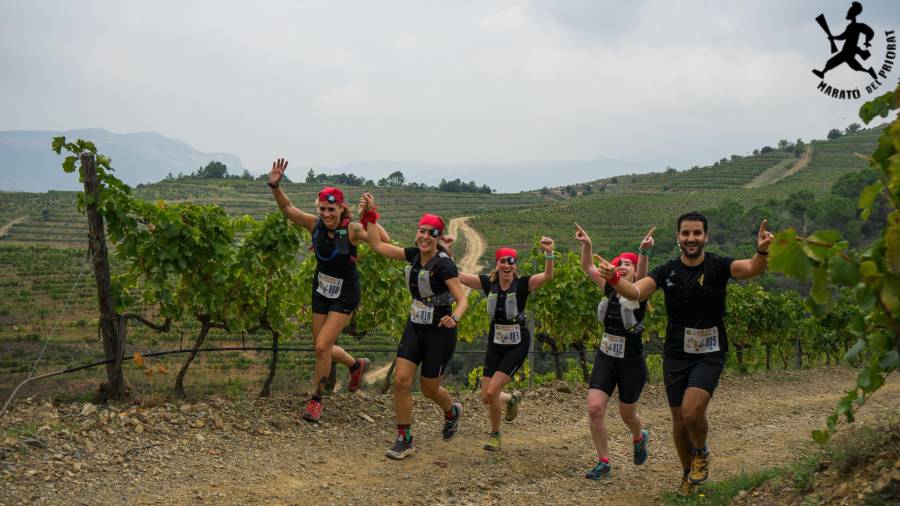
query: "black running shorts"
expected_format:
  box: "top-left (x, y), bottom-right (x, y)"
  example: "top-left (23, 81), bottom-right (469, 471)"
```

top-left (663, 356), bottom-right (725, 407)
top-left (483, 334), bottom-right (530, 378)
top-left (310, 284), bottom-right (361, 315)
top-left (588, 352), bottom-right (647, 404)
top-left (396, 322), bottom-right (457, 378)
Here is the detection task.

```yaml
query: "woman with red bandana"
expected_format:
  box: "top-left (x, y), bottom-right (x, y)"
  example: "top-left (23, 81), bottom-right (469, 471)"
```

top-left (575, 224), bottom-right (655, 480)
top-left (268, 159), bottom-right (390, 423)
top-left (360, 193), bottom-right (469, 460)
top-left (454, 239), bottom-right (555, 451)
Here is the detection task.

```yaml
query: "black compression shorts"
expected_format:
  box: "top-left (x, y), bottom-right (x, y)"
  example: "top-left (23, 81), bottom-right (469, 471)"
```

top-left (589, 352), bottom-right (647, 404)
top-left (311, 286), bottom-right (360, 315)
top-left (396, 322), bottom-right (457, 378)
top-left (663, 356), bottom-right (725, 407)
top-left (483, 334), bottom-right (530, 378)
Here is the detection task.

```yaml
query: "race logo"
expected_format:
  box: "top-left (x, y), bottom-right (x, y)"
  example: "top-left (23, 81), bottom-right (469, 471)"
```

top-left (812, 1), bottom-right (895, 99)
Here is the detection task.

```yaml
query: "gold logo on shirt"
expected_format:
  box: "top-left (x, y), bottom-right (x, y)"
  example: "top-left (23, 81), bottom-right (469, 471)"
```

top-left (698, 274), bottom-right (705, 287)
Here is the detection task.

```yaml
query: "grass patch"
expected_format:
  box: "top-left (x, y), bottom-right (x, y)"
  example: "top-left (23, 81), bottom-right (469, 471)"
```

top-left (662, 467), bottom-right (781, 505)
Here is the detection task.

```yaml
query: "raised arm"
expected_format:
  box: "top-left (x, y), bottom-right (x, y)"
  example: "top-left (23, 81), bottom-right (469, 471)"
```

top-left (575, 223), bottom-right (606, 289)
top-left (349, 193), bottom-right (391, 245)
top-left (596, 255), bottom-right (657, 301)
top-left (268, 158), bottom-right (317, 232)
top-left (636, 226), bottom-right (655, 280)
top-left (434, 235), bottom-right (481, 290)
top-left (528, 236), bottom-right (555, 291)
top-left (362, 193), bottom-right (406, 260)
top-left (438, 277), bottom-right (469, 328)
top-left (730, 219), bottom-right (772, 280)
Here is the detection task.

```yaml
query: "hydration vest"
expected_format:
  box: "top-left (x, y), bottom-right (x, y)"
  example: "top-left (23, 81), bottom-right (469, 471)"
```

top-left (485, 279), bottom-right (526, 323)
top-left (310, 217), bottom-right (357, 264)
top-left (597, 294), bottom-right (641, 330)
top-left (405, 250), bottom-right (454, 307)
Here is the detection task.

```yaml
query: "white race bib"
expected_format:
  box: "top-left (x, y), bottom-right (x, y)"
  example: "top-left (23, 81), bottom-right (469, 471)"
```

top-left (493, 324), bottom-right (522, 345)
top-left (599, 332), bottom-right (626, 358)
top-left (316, 273), bottom-right (343, 299)
top-left (684, 327), bottom-right (720, 354)
top-left (410, 300), bottom-right (434, 325)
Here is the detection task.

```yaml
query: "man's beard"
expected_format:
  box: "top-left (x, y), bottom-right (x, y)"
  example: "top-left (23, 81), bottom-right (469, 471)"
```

top-left (680, 242), bottom-right (704, 259)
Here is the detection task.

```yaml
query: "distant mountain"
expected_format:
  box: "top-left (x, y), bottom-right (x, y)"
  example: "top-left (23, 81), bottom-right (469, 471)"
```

top-left (0, 129), bottom-right (244, 192)
top-left (326, 156), bottom-right (646, 193)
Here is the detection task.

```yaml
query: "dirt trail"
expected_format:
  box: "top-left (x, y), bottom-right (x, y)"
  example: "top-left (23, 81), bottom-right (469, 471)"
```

top-left (447, 216), bottom-right (485, 274)
top-left (0, 216), bottom-right (26, 237)
top-left (744, 145), bottom-right (813, 188)
top-left (3, 368), bottom-right (898, 505)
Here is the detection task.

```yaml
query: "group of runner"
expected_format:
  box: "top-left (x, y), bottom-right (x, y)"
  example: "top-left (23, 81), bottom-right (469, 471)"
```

top-left (267, 159), bottom-right (773, 494)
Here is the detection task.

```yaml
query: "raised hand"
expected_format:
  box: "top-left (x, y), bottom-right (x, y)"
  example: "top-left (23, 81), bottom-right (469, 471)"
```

top-left (268, 158), bottom-right (287, 187)
top-left (757, 219), bottom-right (774, 252)
top-left (640, 226), bottom-right (656, 250)
top-left (539, 236), bottom-right (554, 253)
top-left (361, 192), bottom-right (376, 211)
top-left (441, 235), bottom-right (455, 249)
top-left (594, 254), bottom-right (616, 280)
top-left (574, 223), bottom-right (591, 243)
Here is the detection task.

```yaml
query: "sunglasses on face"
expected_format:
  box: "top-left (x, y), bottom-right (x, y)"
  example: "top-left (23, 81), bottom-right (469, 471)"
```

top-left (319, 206), bottom-right (337, 213)
top-left (498, 257), bottom-right (517, 265)
top-left (419, 227), bottom-right (441, 238)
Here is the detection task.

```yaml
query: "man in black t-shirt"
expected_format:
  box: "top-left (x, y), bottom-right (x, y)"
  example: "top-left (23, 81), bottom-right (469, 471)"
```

top-left (597, 212), bottom-right (772, 494)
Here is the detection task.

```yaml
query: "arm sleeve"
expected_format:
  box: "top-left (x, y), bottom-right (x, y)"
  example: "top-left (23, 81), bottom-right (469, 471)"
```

top-left (437, 259), bottom-right (460, 280)
top-left (478, 275), bottom-right (491, 294)
top-left (517, 275), bottom-right (532, 299)
top-left (718, 255), bottom-right (735, 281)
top-left (648, 262), bottom-right (668, 291)
top-left (403, 247), bottom-right (418, 263)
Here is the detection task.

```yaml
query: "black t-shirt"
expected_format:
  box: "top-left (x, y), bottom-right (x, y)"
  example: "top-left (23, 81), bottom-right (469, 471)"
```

top-left (478, 275), bottom-right (531, 321)
top-left (479, 274), bottom-right (532, 346)
top-left (648, 252), bottom-right (734, 359)
top-left (404, 247), bottom-right (459, 327)
top-left (312, 220), bottom-right (359, 293)
top-left (602, 285), bottom-right (646, 358)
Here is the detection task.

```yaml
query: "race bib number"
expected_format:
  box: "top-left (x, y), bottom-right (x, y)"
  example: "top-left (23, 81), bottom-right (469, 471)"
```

top-left (493, 324), bottom-right (522, 345)
top-left (316, 273), bottom-right (343, 299)
top-left (684, 327), bottom-right (720, 354)
top-left (599, 332), bottom-right (626, 358)
top-left (410, 300), bottom-right (434, 325)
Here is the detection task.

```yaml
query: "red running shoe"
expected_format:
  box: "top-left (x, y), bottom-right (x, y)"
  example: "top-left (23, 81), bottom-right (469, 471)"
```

top-left (302, 398), bottom-right (322, 423)
top-left (347, 358), bottom-right (369, 392)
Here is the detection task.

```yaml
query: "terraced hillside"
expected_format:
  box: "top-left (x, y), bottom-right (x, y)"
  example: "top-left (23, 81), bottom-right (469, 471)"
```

top-left (473, 127), bottom-right (883, 259)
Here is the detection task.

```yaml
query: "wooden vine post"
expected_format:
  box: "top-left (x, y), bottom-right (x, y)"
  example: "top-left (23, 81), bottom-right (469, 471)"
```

top-left (82, 151), bottom-right (129, 401)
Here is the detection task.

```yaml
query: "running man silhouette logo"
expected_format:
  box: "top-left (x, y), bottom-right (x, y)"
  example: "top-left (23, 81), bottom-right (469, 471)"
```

top-left (811, 2), bottom-right (896, 100)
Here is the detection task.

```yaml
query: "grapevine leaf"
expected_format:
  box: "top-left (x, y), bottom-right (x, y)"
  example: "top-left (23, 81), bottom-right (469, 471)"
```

top-left (810, 264), bottom-right (831, 305)
top-left (51, 136), bottom-right (66, 154)
top-left (884, 211), bottom-right (900, 275)
top-left (881, 273), bottom-right (900, 313)
top-left (62, 156), bottom-right (77, 173)
top-left (843, 338), bottom-right (865, 363)
top-left (769, 229), bottom-right (811, 281)
top-left (879, 350), bottom-right (899, 370)
top-left (830, 255), bottom-right (859, 286)
top-left (812, 429), bottom-right (830, 445)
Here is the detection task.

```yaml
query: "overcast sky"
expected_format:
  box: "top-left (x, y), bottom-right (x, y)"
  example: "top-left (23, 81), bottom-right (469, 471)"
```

top-left (1, 0), bottom-right (897, 183)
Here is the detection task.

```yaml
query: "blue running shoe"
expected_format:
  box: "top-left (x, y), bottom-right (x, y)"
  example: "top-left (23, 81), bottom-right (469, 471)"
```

top-left (585, 460), bottom-right (611, 480)
top-left (633, 429), bottom-right (650, 465)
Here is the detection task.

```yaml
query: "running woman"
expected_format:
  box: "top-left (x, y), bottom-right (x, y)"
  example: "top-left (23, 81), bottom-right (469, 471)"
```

top-left (454, 238), bottom-right (555, 451)
top-left (268, 158), bottom-right (389, 422)
top-left (359, 193), bottom-right (469, 460)
top-left (597, 212), bottom-right (772, 494)
top-left (575, 224), bottom-right (655, 480)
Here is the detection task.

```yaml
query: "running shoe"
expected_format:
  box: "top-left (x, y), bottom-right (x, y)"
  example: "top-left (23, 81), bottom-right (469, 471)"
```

top-left (585, 460), bottom-right (611, 480)
top-left (385, 437), bottom-right (416, 460)
top-left (347, 358), bottom-right (369, 392)
top-left (504, 390), bottom-right (524, 422)
top-left (633, 429), bottom-right (650, 465)
top-left (483, 432), bottom-right (501, 451)
top-left (689, 448), bottom-right (709, 484)
top-left (680, 476), bottom-right (696, 496)
top-left (441, 402), bottom-right (463, 440)
top-left (302, 398), bottom-right (322, 423)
